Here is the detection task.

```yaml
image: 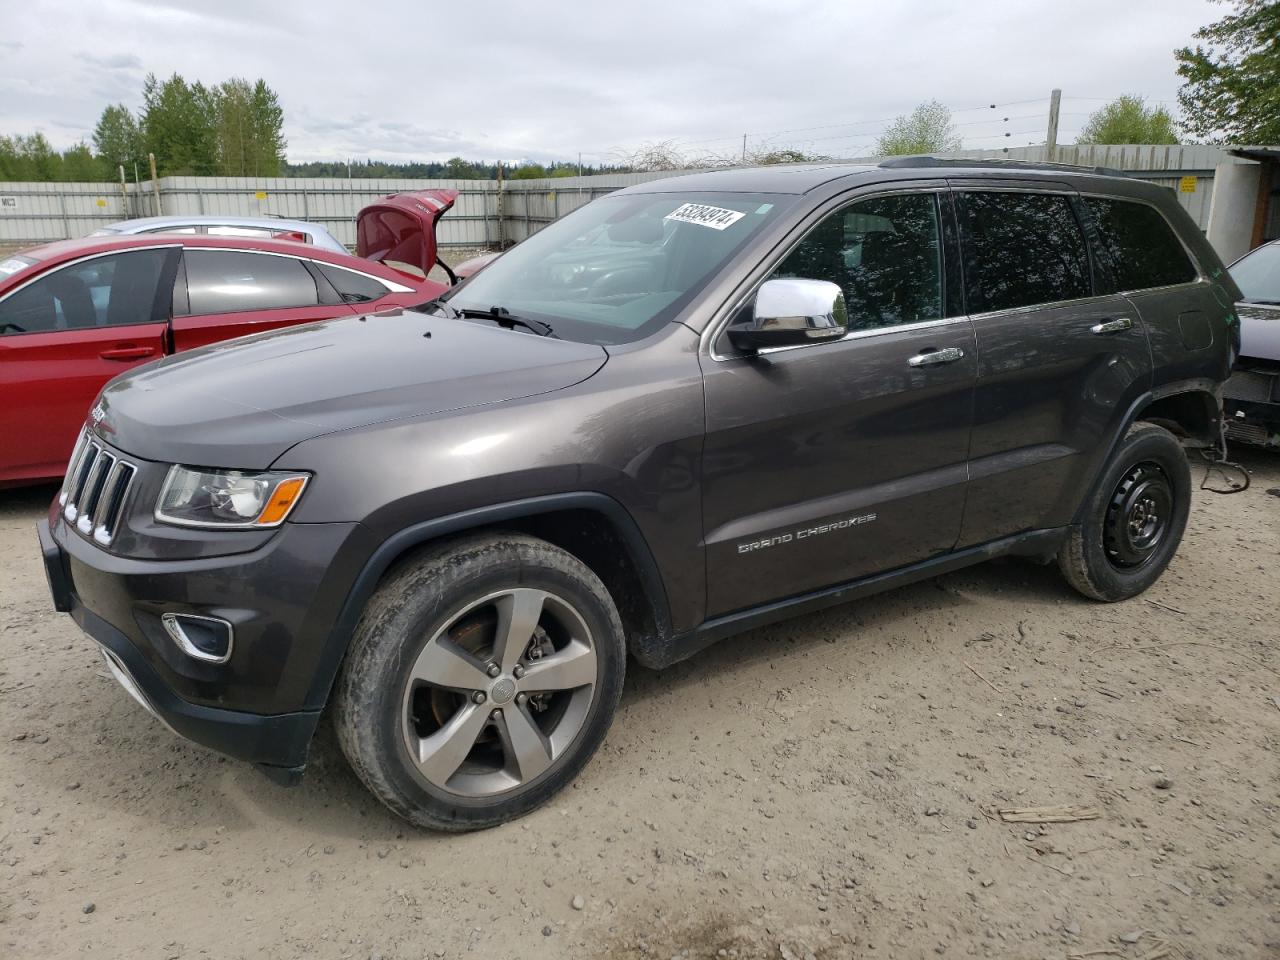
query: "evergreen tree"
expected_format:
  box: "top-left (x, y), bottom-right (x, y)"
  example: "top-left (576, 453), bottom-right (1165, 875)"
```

top-left (92, 103), bottom-right (143, 179)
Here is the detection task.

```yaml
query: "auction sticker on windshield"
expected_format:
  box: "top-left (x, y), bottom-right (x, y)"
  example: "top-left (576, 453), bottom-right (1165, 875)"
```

top-left (665, 202), bottom-right (746, 231)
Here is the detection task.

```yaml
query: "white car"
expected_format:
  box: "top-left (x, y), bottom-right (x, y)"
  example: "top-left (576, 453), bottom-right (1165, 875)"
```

top-left (91, 215), bottom-right (347, 253)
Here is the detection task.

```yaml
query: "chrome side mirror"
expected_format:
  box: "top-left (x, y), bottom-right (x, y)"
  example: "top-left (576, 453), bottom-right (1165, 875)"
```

top-left (727, 277), bottom-right (848, 353)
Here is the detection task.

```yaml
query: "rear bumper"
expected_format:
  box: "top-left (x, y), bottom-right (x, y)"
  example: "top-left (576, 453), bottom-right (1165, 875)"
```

top-left (37, 516), bottom-right (351, 781)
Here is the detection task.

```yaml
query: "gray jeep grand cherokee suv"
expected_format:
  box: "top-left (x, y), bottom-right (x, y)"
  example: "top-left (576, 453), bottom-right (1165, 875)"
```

top-left (39, 159), bottom-right (1239, 830)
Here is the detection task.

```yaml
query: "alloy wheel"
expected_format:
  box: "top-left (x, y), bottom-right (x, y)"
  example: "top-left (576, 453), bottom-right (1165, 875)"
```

top-left (399, 588), bottom-right (598, 798)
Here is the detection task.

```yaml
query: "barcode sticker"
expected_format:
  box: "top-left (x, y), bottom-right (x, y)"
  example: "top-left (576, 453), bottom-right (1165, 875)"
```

top-left (664, 202), bottom-right (746, 231)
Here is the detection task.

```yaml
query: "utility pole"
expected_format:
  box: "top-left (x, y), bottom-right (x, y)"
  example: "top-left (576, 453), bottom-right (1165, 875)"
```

top-left (148, 152), bottom-right (162, 215)
top-left (117, 164), bottom-right (129, 217)
top-left (741, 133), bottom-right (747, 163)
top-left (1046, 88), bottom-right (1062, 162)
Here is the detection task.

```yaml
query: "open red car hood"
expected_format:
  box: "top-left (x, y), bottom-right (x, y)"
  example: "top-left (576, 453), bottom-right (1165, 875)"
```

top-left (356, 189), bottom-right (458, 283)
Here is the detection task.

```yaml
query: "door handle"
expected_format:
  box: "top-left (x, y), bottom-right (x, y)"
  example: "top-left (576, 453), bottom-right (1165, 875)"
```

top-left (907, 346), bottom-right (965, 367)
top-left (99, 346), bottom-right (156, 361)
top-left (1090, 317), bottom-right (1134, 335)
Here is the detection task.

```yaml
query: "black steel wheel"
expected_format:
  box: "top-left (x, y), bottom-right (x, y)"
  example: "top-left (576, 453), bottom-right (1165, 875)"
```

top-left (1058, 422), bottom-right (1191, 601)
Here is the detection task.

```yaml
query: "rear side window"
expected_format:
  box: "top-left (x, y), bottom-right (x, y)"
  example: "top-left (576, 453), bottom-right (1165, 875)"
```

top-left (1085, 197), bottom-right (1198, 291)
top-left (958, 191), bottom-right (1091, 313)
top-left (0, 250), bottom-right (168, 335)
top-left (185, 250), bottom-right (319, 315)
top-left (316, 263), bottom-right (390, 303)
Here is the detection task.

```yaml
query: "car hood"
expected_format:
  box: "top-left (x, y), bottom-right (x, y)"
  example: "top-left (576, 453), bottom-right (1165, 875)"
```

top-left (95, 309), bottom-right (608, 468)
top-left (1237, 302), bottom-right (1280, 362)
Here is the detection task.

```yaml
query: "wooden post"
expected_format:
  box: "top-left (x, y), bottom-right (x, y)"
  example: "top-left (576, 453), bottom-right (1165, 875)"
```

top-left (118, 164), bottom-right (129, 216)
top-left (148, 152), bottom-right (162, 215)
top-left (1046, 89), bottom-right (1062, 162)
top-left (496, 161), bottom-right (505, 248)
top-left (57, 193), bottom-right (70, 239)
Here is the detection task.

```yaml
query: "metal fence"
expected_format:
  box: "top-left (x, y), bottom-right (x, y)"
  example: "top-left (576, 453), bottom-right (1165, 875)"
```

top-left (0, 145), bottom-right (1247, 250)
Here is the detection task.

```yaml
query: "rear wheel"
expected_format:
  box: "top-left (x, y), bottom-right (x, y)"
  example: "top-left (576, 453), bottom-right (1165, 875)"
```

top-left (334, 533), bottom-right (625, 831)
top-left (1058, 422), bottom-right (1191, 601)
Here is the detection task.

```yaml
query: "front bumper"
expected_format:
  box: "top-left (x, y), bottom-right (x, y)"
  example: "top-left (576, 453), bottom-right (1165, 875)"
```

top-left (37, 512), bottom-right (372, 781)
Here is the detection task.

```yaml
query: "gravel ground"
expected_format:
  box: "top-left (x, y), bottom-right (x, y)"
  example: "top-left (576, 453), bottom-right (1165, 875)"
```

top-left (2, 450), bottom-right (1278, 960)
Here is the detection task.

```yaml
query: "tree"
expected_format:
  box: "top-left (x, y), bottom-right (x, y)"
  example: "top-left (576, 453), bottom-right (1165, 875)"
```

top-left (615, 140), bottom-right (686, 172)
top-left (749, 148), bottom-right (830, 165)
top-left (92, 103), bottom-right (143, 179)
top-left (1176, 0), bottom-right (1280, 143)
top-left (510, 163), bottom-right (548, 179)
top-left (1077, 95), bottom-right (1179, 144)
top-left (246, 79), bottom-right (286, 176)
top-left (19, 133), bottom-right (60, 180)
top-left (215, 78), bottom-right (254, 175)
top-left (443, 156), bottom-right (483, 179)
top-left (60, 142), bottom-right (100, 181)
top-left (141, 72), bottom-right (218, 175)
top-left (875, 101), bottom-right (961, 156)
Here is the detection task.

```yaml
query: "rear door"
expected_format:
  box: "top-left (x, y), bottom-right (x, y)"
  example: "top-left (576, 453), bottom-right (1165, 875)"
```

top-left (0, 248), bottom-right (176, 482)
top-left (951, 182), bottom-right (1153, 546)
top-left (170, 248), bottom-right (357, 351)
top-left (700, 186), bottom-right (976, 617)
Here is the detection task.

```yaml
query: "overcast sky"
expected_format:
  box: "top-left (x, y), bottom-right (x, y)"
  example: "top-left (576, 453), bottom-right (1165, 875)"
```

top-left (2, 0), bottom-right (1218, 165)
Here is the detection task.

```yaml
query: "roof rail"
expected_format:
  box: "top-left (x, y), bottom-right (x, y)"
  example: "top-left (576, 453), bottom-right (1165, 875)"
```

top-left (878, 155), bottom-right (1127, 177)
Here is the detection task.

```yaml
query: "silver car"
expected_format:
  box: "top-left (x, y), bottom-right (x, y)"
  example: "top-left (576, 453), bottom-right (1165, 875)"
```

top-left (90, 215), bottom-right (347, 253)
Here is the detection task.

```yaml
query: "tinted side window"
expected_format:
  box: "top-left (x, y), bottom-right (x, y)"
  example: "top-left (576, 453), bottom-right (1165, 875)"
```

top-left (0, 250), bottom-right (167, 336)
top-left (771, 192), bottom-right (944, 330)
top-left (316, 263), bottom-right (390, 303)
top-left (958, 191), bottom-right (1090, 313)
top-left (1085, 197), bottom-right (1197, 291)
top-left (185, 251), bottom-right (319, 315)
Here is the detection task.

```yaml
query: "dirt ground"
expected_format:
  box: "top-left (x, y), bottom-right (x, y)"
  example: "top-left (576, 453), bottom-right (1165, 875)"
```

top-left (2, 451), bottom-right (1278, 960)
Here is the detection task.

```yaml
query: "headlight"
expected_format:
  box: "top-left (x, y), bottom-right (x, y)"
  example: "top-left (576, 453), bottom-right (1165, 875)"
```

top-left (155, 466), bottom-right (310, 529)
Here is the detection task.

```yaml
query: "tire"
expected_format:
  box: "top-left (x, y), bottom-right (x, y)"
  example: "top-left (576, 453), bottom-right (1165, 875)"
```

top-left (1057, 421), bottom-right (1192, 601)
top-left (334, 533), bottom-right (626, 831)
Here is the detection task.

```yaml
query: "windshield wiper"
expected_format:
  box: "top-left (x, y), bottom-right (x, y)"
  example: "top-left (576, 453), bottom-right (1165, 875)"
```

top-left (458, 305), bottom-right (555, 337)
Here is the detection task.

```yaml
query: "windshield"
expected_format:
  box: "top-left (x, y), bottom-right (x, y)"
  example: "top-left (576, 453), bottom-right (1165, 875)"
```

top-left (440, 191), bottom-right (794, 344)
top-left (1231, 242), bottom-right (1280, 303)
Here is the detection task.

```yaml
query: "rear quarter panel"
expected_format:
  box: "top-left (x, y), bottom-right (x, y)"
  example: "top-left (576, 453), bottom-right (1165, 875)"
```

top-left (1128, 187), bottom-right (1240, 388)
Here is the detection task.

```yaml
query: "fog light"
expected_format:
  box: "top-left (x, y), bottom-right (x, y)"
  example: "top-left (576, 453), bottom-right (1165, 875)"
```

top-left (161, 613), bottom-right (234, 664)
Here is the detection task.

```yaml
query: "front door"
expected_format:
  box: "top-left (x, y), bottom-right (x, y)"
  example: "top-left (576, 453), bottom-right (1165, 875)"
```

top-left (0, 248), bottom-right (176, 483)
top-left (700, 188), bottom-right (976, 617)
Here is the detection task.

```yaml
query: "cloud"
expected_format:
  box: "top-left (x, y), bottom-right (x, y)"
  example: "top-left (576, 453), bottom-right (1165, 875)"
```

top-left (0, 0), bottom-right (1220, 162)
top-left (78, 52), bottom-right (144, 71)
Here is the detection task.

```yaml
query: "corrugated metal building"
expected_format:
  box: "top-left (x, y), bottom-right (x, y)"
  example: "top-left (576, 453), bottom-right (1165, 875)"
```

top-left (1, 144), bottom-right (1275, 259)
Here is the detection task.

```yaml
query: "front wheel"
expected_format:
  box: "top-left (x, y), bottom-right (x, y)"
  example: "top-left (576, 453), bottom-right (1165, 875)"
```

top-left (1057, 421), bottom-right (1192, 601)
top-left (334, 533), bottom-right (626, 831)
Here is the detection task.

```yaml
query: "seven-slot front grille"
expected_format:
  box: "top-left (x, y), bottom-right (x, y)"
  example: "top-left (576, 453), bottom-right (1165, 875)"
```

top-left (59, 429), bottom-right (137, 546)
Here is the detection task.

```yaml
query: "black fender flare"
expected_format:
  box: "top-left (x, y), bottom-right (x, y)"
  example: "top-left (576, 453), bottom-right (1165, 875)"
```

top-left (1071, 379), bottom-right (1220, 526)
top-left (303, 491), bottom-right (672, 709)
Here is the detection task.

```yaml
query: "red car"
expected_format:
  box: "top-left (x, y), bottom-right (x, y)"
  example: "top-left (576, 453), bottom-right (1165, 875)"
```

top-left (0, 191), bottom-right (457, 486)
